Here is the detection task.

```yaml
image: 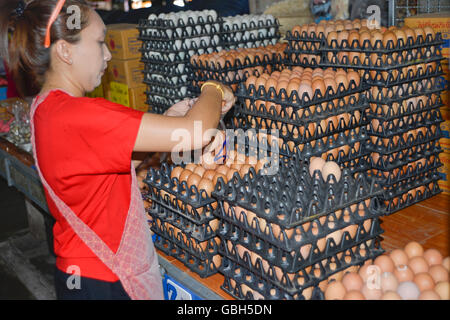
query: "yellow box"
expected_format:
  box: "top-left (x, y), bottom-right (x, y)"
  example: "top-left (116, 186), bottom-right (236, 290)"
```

top-left (404, 11), bottom-right (450, 58)
top-left (106, 24), bottom-right (142, 60)
top-left (107, 58), bottom-right (144, 89)
top-left (108, 81), bottom-right (148, 111)
top-left (129, 86), bottom-right (148, 111)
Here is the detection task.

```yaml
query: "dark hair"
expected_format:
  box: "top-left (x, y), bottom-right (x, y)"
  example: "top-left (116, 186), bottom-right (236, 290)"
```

top-left (0, 0), bottom-right (92, 97)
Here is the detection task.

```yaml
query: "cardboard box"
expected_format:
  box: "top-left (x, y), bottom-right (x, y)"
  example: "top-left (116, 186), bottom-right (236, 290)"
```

top-left (108, 81), bottom-right (148, 111)
top-left (404, 11), bottom-right (450, 58)
top-left (107, 58), bottom-right (144, 89)
top-left (106, 24), bottom-right (141, 60)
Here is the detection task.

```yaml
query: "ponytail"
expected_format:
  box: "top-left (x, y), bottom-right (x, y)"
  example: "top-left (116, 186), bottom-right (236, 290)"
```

top-left (0, 0), bottom-right (91, 97)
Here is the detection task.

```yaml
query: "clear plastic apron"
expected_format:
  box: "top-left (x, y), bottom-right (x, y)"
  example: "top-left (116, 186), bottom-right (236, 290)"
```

top-left (30, 91), bottom-right (164, 300)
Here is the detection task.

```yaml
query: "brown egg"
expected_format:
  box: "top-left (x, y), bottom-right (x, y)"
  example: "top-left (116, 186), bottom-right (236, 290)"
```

top-left (414, 27), bottom-right (425, 42)
top-left (255, 76), bottom-right (267, 91)
top-left (370, 30), bottom-right (384, 49)
top-left (434, 281), bottom-right (450, 300)
top-left (342, 272), bottom-right (364, 291)
top-left (419, 290), bottom-right (441, 300)
top-left (193, 166), bottom-right (205, 177)
top-left (428, 265), bottom-right (449, 283)
top-left (311, 78), bottom-right (326, 98)
top-left (346, 71), bottom-right (360, 88)
top-left (359, 264), bottom-right (377, 283)
top-left (287, 80), bottom-right (301, 100)
top-left (409, 256), bottom-right (429, 274)
top-left (322, 161), bottom-right (341, 183)
top-left (374, 255), bottom-right (395, 273)
top-left (382, 31), bottom-right (398, 49)
top-left (216, 165), bottom-right (229, 176)
top-left (348, 30), bottom-right (360, 48)
top-left (276, 80), bottom-right (289, 95)
top-left (389, 249), bottom-right (409, 267)
top-left (298, 83), bottom-right (313, 100)
top-left (170, 166), bottom-right (184, 180)
top-left (202, 169), bottom-right (216, 181)
top-left (239, 164), bottom-right (252, 177)
top-left (309, 156), bottom-right (326, 177)
top-left (394, 264), bottom-right (414, 282)
top-left (325, 280), bottom-right (347, 300)
top-left (381, 291), bottom-right (402, 300)
top-left (403, 27), bottom-right (416, 44)
top-left (212, 173), bottom-right (227, 185)
top-left (198, 178), bottom-right (214, 197)
top-left (179, 169), bottom-right (193, 183)
top-left (335, 74), bottom-right (349, 91)
top-left (404, 241), bottom-right (424, 258)
top-left (380, 272), bottom-right (399, 292)
top-left (414, 272), bottom-right (435, 292)
top-left (187, 173), bottom-right (202, 188)
top-left (343, 290), bottom-right (365, 300)
top-left (327, 31), bottom-right (338, 47)
top-left (443, 257), bottom-right (450, 272)
top-left (361, 284), bottom-right (382, 300)
top-left (423, 248), bottom-right (443, 266)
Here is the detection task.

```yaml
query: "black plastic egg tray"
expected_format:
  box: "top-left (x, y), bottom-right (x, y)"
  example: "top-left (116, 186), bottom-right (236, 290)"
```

top-left (370, 139), bottom-right (442, 170)
top-left (220, 18), bottom-right (281, 49)
top-left (138, 17), bottom-right (221, 41)
top-left (220, 267), bottom-right (323, 300)
top-left (368, 91), bottom-right (444, 121)
top-left (282, 52), bottom-right (322, 68)
top-left (218, 235), bottom-right (384, 300)
top-left (144, 72), bottom-right (190, 88)
top-left (149, 214), bottom-right (222, 278)
top-left (368, 77), bottom-right (446, 104)
top-left (381, 178), bottom-right (441, 215)
top-left (189, 52), bottom-right (284, 94)
top-left (212, 155), bottom-right (384, 229)
top-left (370, 153), bottom-right (442, 186)
top-left (232, 115), bottom-right (371, 168)
top-left (367, 109), bottom-right (443, 139)
top-left (284, 30), bottom-right (324, 54)
top-left (368, 125), bottom-right (443, 155)
top-left (145, 96), bottom-right (181, 115)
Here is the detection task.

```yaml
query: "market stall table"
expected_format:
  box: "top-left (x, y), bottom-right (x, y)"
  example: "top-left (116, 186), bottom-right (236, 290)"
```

top-left (0, 136), bottom-right (448, 300)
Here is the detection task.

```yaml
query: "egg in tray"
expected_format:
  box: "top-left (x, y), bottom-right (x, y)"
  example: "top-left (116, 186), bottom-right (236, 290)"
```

top-left (231, 67), bottom-right (372, 176)
top-left (211, 156), bottom-right (385, 300)
top-left (142, 132), bottom-right (277, 278)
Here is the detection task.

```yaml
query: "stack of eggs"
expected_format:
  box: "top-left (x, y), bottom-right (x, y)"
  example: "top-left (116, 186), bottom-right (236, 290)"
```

top-left (284, 19), bottom-right (370, 68)
top-left (320, 25), bottom-right (446, 214)
top-left (233, 66), bottom-right (371, 174)
top-left (323, 241), bottom-right (449, 300)
top-left (143, 135), bottom-right (270, 277)
top-left (221, 14), bottom-right (280, 50)
top-left (212, 156), bottom-right (385, 299)
top-left (138, 10), bottom-right (222, 114)
top-left (189, 43), bottom-right (287, 93)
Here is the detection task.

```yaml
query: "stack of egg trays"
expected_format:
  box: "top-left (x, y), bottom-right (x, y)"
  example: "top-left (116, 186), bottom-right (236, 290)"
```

top-left (231, 75), bottom-right (372, 173)
top-left (189, 51), bottom-right (284, 95)
top-left (138, 14), bottom-right (222, 114)
top-left (220, 17), bottom-right (281, 50)
top-left (318, 32), bottom-right (445, 84)
top-left (283, 29), bottom-right (326, 68)
top-left (143, 162), bottom-right (222, 278)
top-left (366, 80), bottom-right (445, 214)
top-left (318, 32), bottom-right (446, 214)
top-left (211, 156), bottom-right (385, 300)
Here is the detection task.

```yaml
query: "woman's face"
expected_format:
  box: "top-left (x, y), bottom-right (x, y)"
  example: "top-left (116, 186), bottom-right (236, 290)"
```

top-left (71, 9), bottom-right (111, 93)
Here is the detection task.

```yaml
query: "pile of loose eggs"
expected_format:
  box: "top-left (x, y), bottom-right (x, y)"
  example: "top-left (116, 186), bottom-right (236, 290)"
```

top-left (323, 241), bottom-right (450, 300)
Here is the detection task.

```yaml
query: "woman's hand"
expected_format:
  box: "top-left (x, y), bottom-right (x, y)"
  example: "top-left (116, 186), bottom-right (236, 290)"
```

top-left (218, 82), bottom-right (235, 116)
top-left (163, 98), bottom-right (196, 117)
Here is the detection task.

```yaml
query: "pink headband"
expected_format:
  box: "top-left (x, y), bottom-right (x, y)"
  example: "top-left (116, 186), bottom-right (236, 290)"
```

top-left (44, 0), bottom-right (66, 48)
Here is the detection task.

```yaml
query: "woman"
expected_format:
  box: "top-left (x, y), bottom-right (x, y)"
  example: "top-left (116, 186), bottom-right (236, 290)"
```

top-left (0, 0), bottom-right (235, 300)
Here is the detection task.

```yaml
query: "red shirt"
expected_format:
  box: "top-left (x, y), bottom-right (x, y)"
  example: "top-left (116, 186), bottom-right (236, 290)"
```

top-left (34, 90), bottom-right (144, 282)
